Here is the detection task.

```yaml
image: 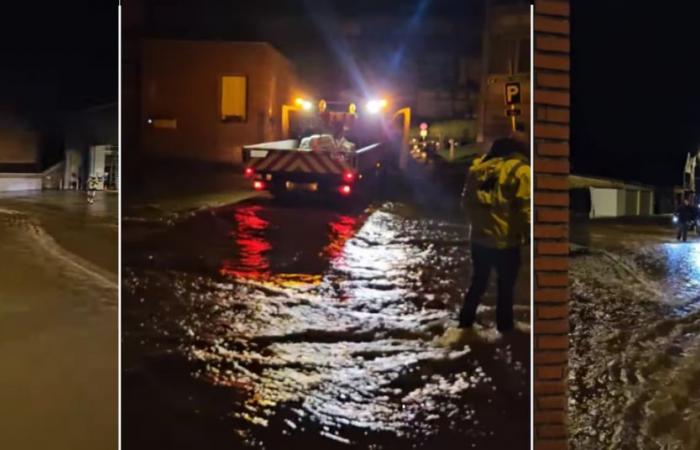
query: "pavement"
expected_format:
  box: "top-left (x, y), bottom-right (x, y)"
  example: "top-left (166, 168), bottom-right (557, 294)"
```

top-left (569, 218), bottom-right (700, 449)
top-left (123, 167), bottom-right (264, 221)
top-left (0, 190), bottom-right (117, 450)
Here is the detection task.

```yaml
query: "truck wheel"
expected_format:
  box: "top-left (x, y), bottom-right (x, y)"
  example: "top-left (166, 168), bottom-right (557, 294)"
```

top-left (372, 165), bottom-right (387, 199)
top-left (269, 181), bottom-right (287, 200)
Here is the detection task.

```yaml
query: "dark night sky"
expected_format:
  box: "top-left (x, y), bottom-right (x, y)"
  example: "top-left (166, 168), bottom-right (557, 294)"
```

top-left (572, 2), bottom-right (700, 187)
top-left (126, 0), bottom-right (485, 97)
top-left (0, 2), bottom-right (117, 130)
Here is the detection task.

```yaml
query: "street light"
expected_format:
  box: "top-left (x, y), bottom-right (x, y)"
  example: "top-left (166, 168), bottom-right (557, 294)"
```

top-left (283, 98), bottom-right (314, 136)
top-left (393, 107), bottom-right (412, 170)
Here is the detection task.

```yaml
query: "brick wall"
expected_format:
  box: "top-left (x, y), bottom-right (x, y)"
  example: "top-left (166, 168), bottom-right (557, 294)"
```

top-left (533, 1), bottom-right (570, 449)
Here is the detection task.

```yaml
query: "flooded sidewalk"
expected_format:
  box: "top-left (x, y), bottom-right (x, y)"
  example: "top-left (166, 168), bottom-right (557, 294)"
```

top-left (0, 191), bottom-right (117, 450)
top-left (570, 220), bottom-right (700, 449)
top-left (123, 199), bottom-right (531, 449)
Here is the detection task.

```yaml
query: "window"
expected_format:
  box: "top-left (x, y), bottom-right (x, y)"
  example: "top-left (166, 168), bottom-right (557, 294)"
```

top-left (220, 75), bottom-right (247, 121)
top-left (517, 38), bottom-right (530, 74)
top-left (488, 38), bottom-right (517, 74)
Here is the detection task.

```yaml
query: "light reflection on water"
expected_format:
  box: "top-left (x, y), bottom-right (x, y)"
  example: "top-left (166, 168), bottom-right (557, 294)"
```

top-left (125, 202), bottom-right (530, 449)
top-left (571, 237), bottom-right (700, 449)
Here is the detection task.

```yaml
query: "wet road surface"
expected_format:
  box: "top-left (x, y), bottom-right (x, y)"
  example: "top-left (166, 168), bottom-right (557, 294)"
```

top-left (570, 219), bottom-right (700, 449)
top-left (123, 198), bottom-right (531, 449)
top-left (0, 191), bottom-right (117, 450)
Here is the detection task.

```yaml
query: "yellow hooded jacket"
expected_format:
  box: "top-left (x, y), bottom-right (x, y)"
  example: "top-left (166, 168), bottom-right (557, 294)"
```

top-left (462, 152), bottom-right (530, 249)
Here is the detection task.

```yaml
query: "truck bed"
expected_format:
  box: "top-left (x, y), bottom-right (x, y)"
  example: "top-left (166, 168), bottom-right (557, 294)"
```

top-left (243, 140), bottom-right (382, 175)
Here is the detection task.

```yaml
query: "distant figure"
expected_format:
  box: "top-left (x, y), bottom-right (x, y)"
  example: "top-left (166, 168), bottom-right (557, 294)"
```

top-left (675, 198), bottom-right (696, 242)
top-left (87, 176), bottom-right (99, 204)
top-left (459, 134), bottom-right (530, 332)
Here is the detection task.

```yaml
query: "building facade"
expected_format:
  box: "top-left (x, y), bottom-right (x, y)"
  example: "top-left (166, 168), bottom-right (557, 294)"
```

top-left (139, 39), bottom-right (302, 165)
top-left (64, 103), bottom-right (118, 190)
top-left (478, 1), bottom-right (531, 143)
top-left (570, 175), bottom-right (655, 218)
top-left (0, 116), bottom-right (43, 191)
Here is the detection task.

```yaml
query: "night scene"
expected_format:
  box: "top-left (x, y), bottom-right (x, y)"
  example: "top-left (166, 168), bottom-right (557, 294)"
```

top-left (121, 0), bottom-right (531, 449)
top-left (568, 2), bottom-right (700, 448)
top-left (0, 3), bottom-right (117, 450)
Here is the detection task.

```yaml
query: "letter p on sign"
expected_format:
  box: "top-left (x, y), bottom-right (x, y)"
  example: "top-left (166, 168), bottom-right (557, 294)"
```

top-left (505, 82), bottom-right (521, 106)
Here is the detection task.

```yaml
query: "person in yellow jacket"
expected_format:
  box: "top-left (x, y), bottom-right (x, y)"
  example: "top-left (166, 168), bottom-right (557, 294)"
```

top-left (459, 134), bottom-right (530, 332)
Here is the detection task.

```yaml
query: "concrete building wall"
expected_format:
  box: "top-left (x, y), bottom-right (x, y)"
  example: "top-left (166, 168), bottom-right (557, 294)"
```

top-left (590, 188), bottom-right (618, 218)
top-left (588, 187), bottom-right (654, 218)
top-left (0, 174), bottom-right (41, 191)
top-left (482, 73), bottom-right (531, 140)
top-left (42, 162), bottom-right (65, 190)
top-left (64, 103), bottom-right (118, 190)
top-left (640, 190), bottom-right (653, 215)
top-left (140, 39), bottom-right (301, 165)
top-left (0, 128), bottom-right (42, 192)
top-left (478, 3), bottom-right (531, 143)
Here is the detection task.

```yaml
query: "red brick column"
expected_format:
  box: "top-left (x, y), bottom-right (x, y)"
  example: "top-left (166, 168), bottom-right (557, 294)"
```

top-left (533, 1), bottom-right (570, 449)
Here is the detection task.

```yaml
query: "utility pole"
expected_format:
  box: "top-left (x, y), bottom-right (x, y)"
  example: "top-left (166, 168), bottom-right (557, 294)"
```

top-left (508, 59), bottom-right (517, 132)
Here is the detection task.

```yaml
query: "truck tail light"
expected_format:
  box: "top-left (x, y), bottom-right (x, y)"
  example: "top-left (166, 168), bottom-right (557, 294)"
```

top-left (253, 180), bottom-right (266, 191)
top-left (343, 171), bottom-right (354, 182)
top-left (244, 167), bottom-right (255, 178)
top-left (339, 185), bottom-right (352, 196)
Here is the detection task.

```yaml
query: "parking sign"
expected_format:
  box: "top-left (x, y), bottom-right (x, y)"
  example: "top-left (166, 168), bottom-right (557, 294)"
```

top-left (505, 82), bottom-right (521, 105)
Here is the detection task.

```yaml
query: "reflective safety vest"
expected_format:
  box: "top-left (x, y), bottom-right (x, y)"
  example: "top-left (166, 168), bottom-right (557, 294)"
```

top-left (462, 152), bottom-right (530, 249)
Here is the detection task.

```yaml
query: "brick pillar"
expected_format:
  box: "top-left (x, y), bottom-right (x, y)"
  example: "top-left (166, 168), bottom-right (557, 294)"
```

top-left (533, 1), bottom-right (570, 449)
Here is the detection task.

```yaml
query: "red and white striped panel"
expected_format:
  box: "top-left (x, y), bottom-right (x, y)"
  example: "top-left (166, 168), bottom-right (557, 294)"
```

top-left (248, 152), bottom-right (352, 175)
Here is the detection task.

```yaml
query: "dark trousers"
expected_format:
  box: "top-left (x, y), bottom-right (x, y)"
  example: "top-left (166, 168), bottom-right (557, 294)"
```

top-left (677, 222), bottom-right (689, 242)
top-left (460, 242), bottom-right (521, 332)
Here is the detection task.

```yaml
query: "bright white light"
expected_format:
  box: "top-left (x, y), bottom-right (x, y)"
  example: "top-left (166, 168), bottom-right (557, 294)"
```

top-left (301, 101), bottom-right (313, 111)
top-left (366, 99), bottom-right (385, 114)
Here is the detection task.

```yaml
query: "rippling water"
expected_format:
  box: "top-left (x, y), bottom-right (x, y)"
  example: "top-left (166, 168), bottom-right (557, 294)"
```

top-left (123, 201), bottom-right (530, 449)
top-left (0, 208), bottom-right (117, 450)
top-left (570, 239), bottom-right (700, 449)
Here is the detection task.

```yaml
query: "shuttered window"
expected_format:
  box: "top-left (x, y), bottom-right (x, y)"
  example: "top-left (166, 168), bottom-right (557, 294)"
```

top-left (220, 75), bottom-right (247, 121)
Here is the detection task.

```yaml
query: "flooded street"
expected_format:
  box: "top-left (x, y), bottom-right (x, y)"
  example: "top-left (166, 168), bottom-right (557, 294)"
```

top-left (122, 198), bottom-right (531, 449)
top-left (0, 191), bottom-right (117, 450)
top-left (570, 220), bottom-right (700, 449)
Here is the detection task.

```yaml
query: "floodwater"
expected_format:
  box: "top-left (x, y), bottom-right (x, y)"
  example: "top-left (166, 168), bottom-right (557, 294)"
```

top-left (122, 198), bottom-right (531, 449)
top-left (570, 220), bottom-right (700, 449)
top-left (0, 191), bottom-right (117, 450)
